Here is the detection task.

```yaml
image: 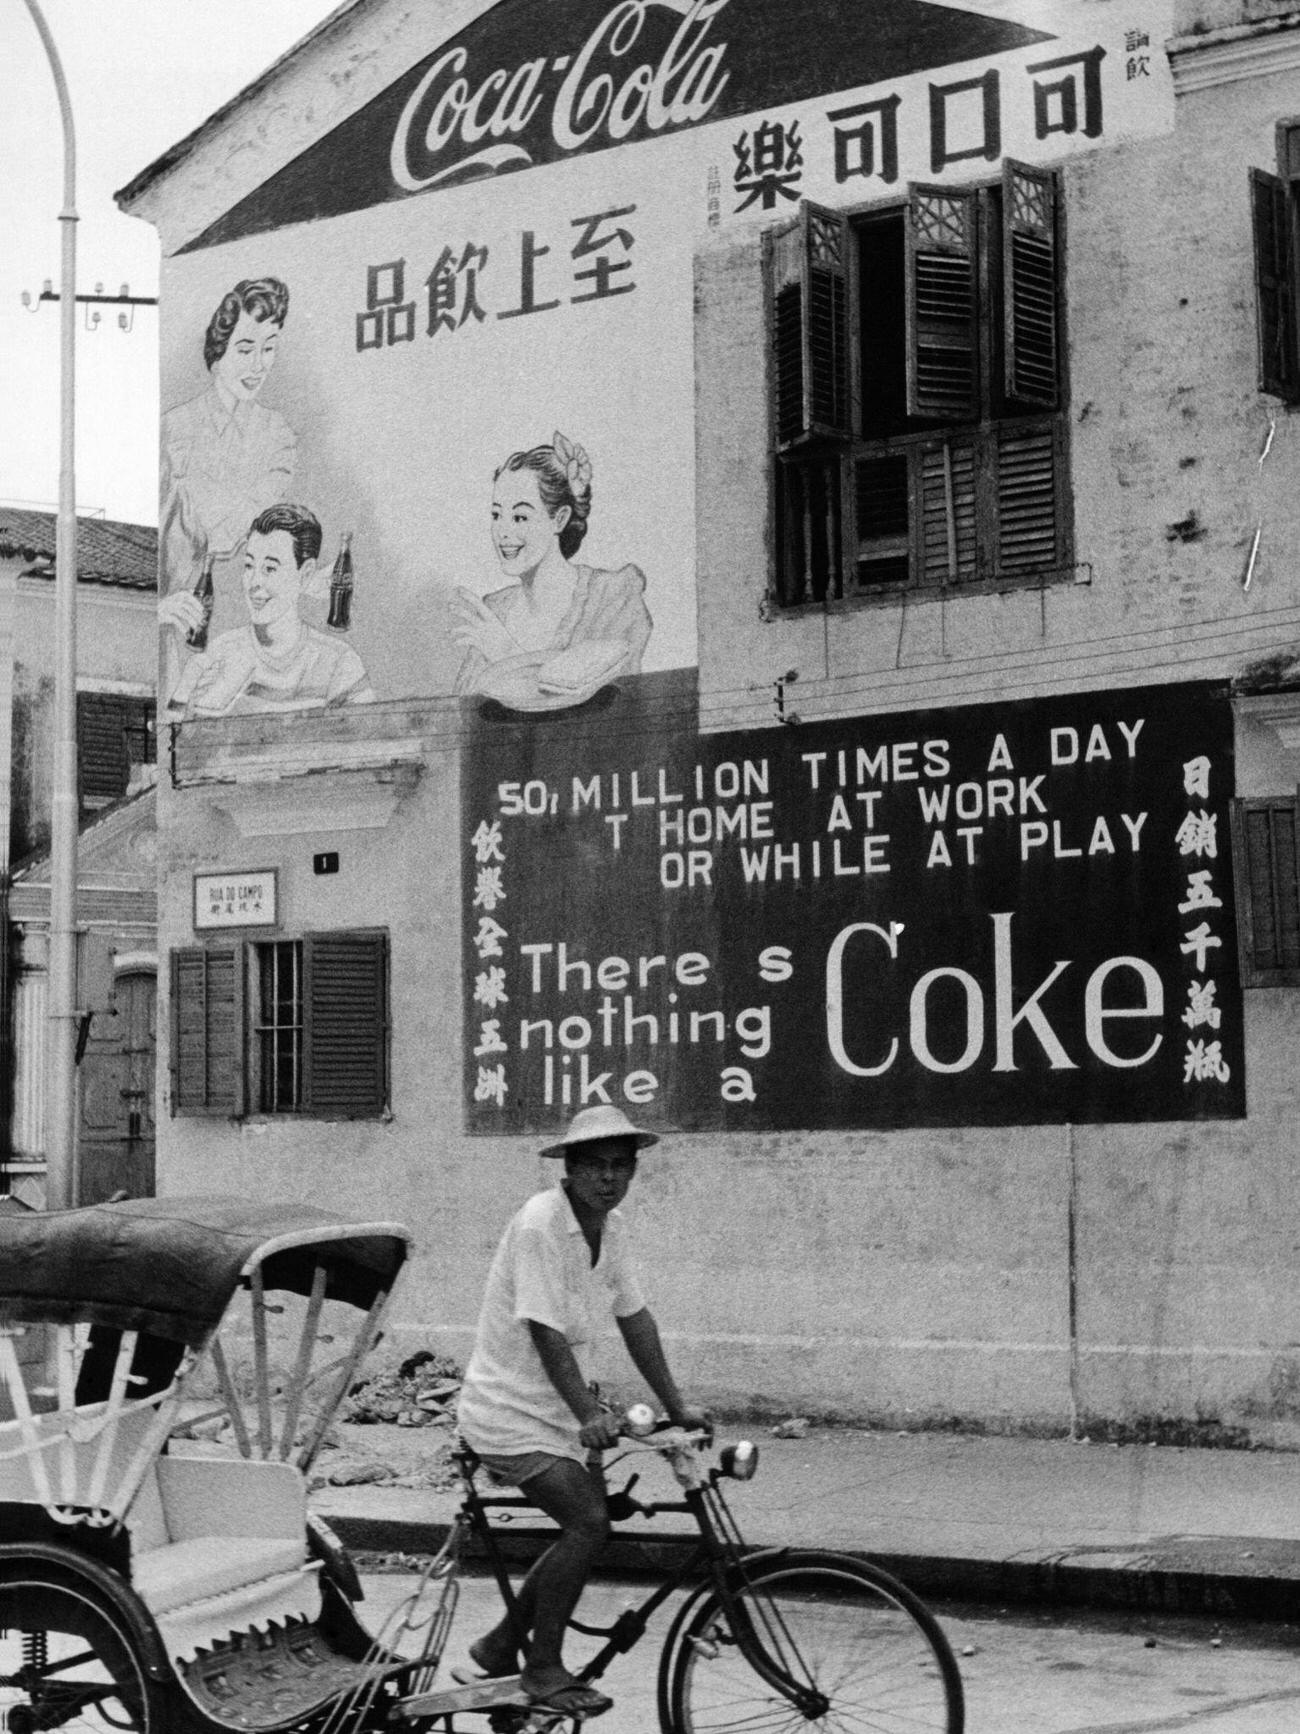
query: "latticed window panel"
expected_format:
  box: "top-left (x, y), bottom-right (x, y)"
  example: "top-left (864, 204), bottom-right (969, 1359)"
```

top-left (1004, 161), bottom-right (1059, 408)
top-left (912, 190), bottom-right (975, 252)
top-left (907, 186), bottom-right (978, 421)
top-left (769, 203), bottom-right (850, 449)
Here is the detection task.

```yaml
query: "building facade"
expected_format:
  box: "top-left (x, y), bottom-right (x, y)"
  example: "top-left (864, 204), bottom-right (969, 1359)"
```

top-left (0, 510), bottom-right (158, 1206)
top-left (120, 0), bottom-right (1300, 1441)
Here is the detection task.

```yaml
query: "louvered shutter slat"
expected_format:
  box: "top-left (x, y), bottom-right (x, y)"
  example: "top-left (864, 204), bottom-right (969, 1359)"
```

top-left (1003, 160), bottom-right (1060, 408)
top-left (906, 186), bottom-right (979, 421)
top-left (78, 694), bottom-right (129, 806)
top-left (305, 931), bottom-right (389, 1117)
top-left (1232, 799), bottom-right (1300, 984)
top-left (170, 945), bottom-right (243, 1116)
top-left (996, 425), bottom-right (1061, 573)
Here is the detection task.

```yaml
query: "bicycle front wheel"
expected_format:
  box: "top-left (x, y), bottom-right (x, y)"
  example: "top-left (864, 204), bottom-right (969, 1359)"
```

top-left (665, 1550), bottom-right (963, 1734)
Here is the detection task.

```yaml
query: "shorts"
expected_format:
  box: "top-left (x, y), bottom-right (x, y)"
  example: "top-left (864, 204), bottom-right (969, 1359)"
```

top-left (472, 1448), bottom-right (566, 1487)
top-left (463, 1445), bottom-right (604, 1486)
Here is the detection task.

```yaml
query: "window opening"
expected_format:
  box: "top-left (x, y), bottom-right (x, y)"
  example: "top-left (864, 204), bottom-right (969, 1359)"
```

top-left (256, 942), bottom-right (304, 1113)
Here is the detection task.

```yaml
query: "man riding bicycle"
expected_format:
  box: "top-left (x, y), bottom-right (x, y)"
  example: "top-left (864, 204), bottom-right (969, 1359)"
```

top-left (455, 1105), bottom-right (709, 1721)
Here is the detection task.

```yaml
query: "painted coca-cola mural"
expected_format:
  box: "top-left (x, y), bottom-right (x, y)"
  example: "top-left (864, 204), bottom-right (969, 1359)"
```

top-left (158, 0), bottom-right (1173, 716)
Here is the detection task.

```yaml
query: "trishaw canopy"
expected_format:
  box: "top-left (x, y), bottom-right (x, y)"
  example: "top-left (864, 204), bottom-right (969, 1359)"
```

top-left (0, 1195), bottom-right (412, 1347)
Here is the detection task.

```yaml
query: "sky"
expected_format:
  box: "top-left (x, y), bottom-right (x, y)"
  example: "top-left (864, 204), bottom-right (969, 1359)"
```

top-left (0, 0), bottom-right (343, 528)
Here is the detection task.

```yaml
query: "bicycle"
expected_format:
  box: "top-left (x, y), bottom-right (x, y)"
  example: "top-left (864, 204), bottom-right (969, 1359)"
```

top-left (384, 1411), bottom-right (965, 1733)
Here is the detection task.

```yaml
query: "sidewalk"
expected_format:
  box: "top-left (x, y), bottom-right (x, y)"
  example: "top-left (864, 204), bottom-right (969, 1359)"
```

top-left (314, 1427), bottom-right (1300, 1623)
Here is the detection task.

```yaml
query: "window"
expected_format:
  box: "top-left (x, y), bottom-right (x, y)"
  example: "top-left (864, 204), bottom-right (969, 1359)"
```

top-left (767, 161), bottom-right (1070, 607)
top-left (77, 692), bottom-right (155, 818)
top-left (170, 930), bottom-right (390, 1117)
top-left (1231, 796), bottom-right (1300, 986)
top-left (1251, 122), bottom-right (1300, 402)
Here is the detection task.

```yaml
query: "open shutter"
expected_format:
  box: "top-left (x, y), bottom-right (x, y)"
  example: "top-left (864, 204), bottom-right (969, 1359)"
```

top-left (905, 184), bottom-right (979, 420)
top-left (994, 422), bottom-right (1064, 574)
top-left (769, 202), bottom-right (851, 450)
top-left (304, 930), bottom-right (389, 1117)
top-left (1251, 168), bottom-right (1298, 401)
top-left (1231, 797), bottom-right (1300, 984)
top-left (1003, 160), bottom-right (1060, 408)
top-left (77, 694), bottom-right (130, 812)
top-left (918, 439), bottom-right (978, 585)
top-left (170, 944), bottom-right (245, 1116)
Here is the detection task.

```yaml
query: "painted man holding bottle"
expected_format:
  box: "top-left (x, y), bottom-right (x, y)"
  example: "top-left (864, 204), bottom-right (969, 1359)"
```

top-left (166, 504), bottom-right (373, 717)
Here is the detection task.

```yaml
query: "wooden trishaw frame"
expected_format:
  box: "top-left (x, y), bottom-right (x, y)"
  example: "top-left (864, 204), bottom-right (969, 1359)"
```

top-left (0, 1194), bottom-right (446, 1733)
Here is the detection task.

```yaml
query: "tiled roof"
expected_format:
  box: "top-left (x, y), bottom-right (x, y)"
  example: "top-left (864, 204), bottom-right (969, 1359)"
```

top-left (0, 509), bottom-right (157, 591)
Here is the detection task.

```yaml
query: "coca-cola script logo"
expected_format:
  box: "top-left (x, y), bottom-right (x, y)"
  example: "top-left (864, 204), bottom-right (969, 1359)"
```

top-left (390, 0), bottom-right (732, 192)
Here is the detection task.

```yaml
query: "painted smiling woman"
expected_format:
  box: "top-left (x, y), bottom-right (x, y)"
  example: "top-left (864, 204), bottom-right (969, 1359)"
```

top-left (159, 279), bottom-right (297, 618)
top-left (453, 433), bottom-right (653, 708)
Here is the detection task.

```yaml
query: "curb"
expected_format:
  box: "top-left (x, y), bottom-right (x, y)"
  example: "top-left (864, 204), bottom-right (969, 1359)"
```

top-left (326, 1511), bottom-right (1300, 1625)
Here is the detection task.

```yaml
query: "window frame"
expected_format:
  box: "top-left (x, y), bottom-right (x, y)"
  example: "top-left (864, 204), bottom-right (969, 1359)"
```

top-left (170, 928), bottom-right (391, 1120)
top-left (766, 163), bottom-right (1073, 614)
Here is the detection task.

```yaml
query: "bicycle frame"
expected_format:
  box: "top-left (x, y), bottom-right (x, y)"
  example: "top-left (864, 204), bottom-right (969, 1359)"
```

top-left (448, 1438), bottom-right (827, 1721)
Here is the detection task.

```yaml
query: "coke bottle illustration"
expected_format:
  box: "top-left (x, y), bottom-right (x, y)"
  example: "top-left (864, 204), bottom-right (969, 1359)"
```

top-left (327, 532), bottom-right (354, 631)
top-left (185, 548), bottom-right (215, 650)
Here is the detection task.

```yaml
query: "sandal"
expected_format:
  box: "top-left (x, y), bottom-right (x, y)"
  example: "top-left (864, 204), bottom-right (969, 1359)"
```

top-left (524, 1680), bottom-right (614, 1718)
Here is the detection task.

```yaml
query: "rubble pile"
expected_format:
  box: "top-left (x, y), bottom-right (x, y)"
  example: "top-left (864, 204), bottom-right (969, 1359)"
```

top-left (342, 1348), bottom-right (463, 1429)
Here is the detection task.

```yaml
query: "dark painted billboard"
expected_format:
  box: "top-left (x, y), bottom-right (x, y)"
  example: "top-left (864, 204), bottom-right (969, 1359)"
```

top-left (463, 674), bottom-right (1243, 1132)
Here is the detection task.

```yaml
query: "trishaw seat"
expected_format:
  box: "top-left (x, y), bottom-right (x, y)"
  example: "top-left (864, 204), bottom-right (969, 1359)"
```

top-left (133, 1533), bottom-right (309, 1615)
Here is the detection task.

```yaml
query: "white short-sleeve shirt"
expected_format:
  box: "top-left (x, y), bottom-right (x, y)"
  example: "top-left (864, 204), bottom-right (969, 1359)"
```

top-left (457, 1184), bottom-right (646, 1462)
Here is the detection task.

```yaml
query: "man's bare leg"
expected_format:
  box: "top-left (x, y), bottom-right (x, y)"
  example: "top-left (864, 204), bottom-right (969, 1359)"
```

top-left (470, 1457), bottom-right (609, 1695)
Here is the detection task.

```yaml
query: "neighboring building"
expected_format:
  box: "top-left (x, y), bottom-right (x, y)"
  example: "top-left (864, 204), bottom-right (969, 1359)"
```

top-left (0, 509), bottom-right (158, 1204)
top-left (117, 0), bottom-right (1300, 1442)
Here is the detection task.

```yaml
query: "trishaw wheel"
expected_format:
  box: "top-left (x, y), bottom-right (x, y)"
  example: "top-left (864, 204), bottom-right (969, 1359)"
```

top-left (0, 1565), bottom-right (166, 1732)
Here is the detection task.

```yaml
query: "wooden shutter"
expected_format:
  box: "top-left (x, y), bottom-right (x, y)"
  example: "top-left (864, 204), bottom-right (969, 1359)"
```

top-left (918, 439), bottom-right (977, 584)
top-left (170, 945), bottom-right (245, 1116)
top-left (304, 930), bottom-right (389, 1117)
top-left (769, 202), bottom-right (851, 450)
top-left (1231, 797), bottom-right (1300, 984)
top-left (994, 422), bottom-right (1064, 574)
top-left (77, 694), bottom-right (155, 814)
top-left (1251, 168), bottom-right (1298, 402)
top-left (77, 694), bottom-right (130, 811)
top-left (1003, 161), bottom-right (1060, 408)
top-left (905, 184), bottom-right (979, 420)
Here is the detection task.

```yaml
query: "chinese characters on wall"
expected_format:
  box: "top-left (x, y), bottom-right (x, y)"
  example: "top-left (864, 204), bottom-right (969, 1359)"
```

top-left (356, 207), bottom-right (638, 351)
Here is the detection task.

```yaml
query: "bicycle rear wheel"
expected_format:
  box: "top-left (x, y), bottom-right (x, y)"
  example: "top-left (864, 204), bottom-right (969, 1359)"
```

top-left (665, 1550), bottom-right (963, 1733)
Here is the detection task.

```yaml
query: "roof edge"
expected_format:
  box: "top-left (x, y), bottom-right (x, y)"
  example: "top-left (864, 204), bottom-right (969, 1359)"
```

top-left (115, 0), bottom-right (365, 214)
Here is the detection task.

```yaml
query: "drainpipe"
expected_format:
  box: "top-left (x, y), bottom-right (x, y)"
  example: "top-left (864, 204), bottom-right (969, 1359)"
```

top-left (23, 0), bottom-right (79, 1212)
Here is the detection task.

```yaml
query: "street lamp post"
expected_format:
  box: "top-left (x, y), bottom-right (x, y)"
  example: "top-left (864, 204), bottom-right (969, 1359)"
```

top-left (22, 0), bottom-right (80, 1212)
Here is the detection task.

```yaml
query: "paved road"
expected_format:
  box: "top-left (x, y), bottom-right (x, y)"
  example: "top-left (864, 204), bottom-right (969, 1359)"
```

top-left (360, 1570), bottom-right (1300, 1732)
